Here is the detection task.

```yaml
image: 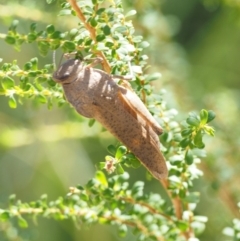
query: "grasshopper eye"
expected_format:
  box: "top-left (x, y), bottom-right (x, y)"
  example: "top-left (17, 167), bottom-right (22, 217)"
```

top-left (58, 72), bottom-right (70, 80)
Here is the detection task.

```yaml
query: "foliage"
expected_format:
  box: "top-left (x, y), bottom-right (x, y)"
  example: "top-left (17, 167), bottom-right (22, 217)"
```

top-left (1, 0), bottom-right (234, 241)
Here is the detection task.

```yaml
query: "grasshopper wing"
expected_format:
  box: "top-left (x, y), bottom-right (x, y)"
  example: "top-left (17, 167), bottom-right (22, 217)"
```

top-left (92, 82), bottom-right (168, 180)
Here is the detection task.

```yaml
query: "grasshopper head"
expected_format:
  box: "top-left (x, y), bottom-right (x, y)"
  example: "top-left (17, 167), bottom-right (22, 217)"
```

top-left (53, 59), bottom-right (83, 84)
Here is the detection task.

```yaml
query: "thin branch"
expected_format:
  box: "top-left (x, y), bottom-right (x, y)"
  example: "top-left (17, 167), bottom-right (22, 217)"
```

top-left (67, 0), bottom-right (111, 73)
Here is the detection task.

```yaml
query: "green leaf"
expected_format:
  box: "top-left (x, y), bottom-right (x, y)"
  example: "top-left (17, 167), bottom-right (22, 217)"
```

top-left (30, 23), bottom-right (37, 32)
top-left (116, 164), bottom-right (124, 174)
top-left (88, 119), bottom-right (95, 127)
top-left (179, 138), bottom-right (190, 148)
top-left (24, 62), bottom-right (32, 71)
top-left (9, 194), bottom-right (16, 204)
top-left (200, 109), bottom-right (208, 125)
top-left (18, 216), bottom-right (28, 228)
top-left (169, 155), bottom-right (183, 166)
top-left (46, 24), bottom-right (55, 34)
top-left (176, 220), bottom-right (188, 231)
top-left (207, 110), bottom-right (216, 123)
top-left (181, 128), bottom-right (192, 137)
top-left (9, 20), bottom-right (19, 32)
top-left (51, 31), bottom-right (64, 39)
top-left (96, 34), bottom-right (105, 42)
top-left (62, 41), bottom-right (76, 52)
top-left (186, 116), bottom-right (200, 127)
top-left (0, 211), bottom-right (10, 221)
top-left (107, 145), bottom-right (116, 155)
top-left (2, 76), bottom-right (15, 89)
top-left (38, 41), bottom-right (49, 56)
top-left (145, 73), bottom-right (162, 82)
top-left (128, 156), bottom-right (141, 168)
top-left (58, 9), bottom-right (72, 16)
top-left (8, 96), bottom-right (17, 108)
top-left (194, 130), bottom-right (204, 148)
top-left (102, 25), bottom-right (111, 35)
top-left (5, 35), bottom-right (16, 45)
top-left (95, 171), bottom-right (108, 187)
top-left (27, 33), bottom-right (37, 42)
top-left (36, 94), bottom-right (47, 104)
top-left (125, 10), bottom-right (137, 18)
top-left (90, 17), bottom-right (98, 27)
top-left (114, 26), bottom-right (128, 34)
top-left (115, 146), bottom-right (127, 160)
top-left (139, 41), bottom-right (150, 48)
top-left (69, 28), bottom-right (78, 38)
top-left (185, 150), bottom-right (194, 165)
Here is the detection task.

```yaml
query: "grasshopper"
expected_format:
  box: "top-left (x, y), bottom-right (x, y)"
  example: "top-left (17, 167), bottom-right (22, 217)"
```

top-left (53, 57), bottom-right (168, 180)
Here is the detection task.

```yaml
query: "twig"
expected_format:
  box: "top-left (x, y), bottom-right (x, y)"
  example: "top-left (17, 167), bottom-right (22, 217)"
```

top-left (67, 0), bottom-right (111, 73)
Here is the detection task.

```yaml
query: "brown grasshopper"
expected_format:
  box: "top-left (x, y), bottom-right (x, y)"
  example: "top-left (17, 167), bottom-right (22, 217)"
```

top-left (52, 57), bottom-right (168, 180)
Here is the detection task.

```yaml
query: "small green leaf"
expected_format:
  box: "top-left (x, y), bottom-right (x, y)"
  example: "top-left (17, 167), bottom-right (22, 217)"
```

top-left (114, 26), bottom-right (128, 34)
top-left (181, 129), bottom-right (192, 137)
top-left (97, 162), bottom-right (105, 170)
top-left (51, 31), bottom-right (64, 39)
top-left (145, 73), bottom-right (162, 82)
top-left (36, 94), bottom-right (46, 103)
top-left (115, 146), bottom-right (127, 160)
top-left (96, 34), bottom-right (105, 42)
top-left (169, 155), bottom-right (183, 166)
top-left (27, 33), bottom-right (37, 42)
top-left (2, 76), bottom-right (15, 89)
top-left (176, 220), bottom-right (188, 231)
top-left (125, 10), bottom-right (137, 18)
top-left (185, 150), bottom-right (194, 165)
top-left (18, 216), bottom-right (28, 228)
top-left (38, 42), bottom-right (49, 56)
top-left (9, 194), bottom-right (16, 204)
top-left (128, 156), bottom-right (141, 168)
top-left (139, 41), bottom-right (150, 48)
top-left (179, 138), bottom-right (190, 148)
top-left (69, 28), bottom-right (78, 38)
top-left (107, 145), bottom-right (116, 155)
top-left (102, 25), bottom-right (111, 35)
top-left (116, 164), bottom-right (124, 174)
top-left (8, 96), bottom-right (17, 108)
top-left (9, 20), bottom-right (19, 32)
top-left (95, 171), bottom-right (108, 187)
top-left (46, 24), bottom-right (55, 34)
top-left (24, 62), bottom-right (32, 71)
top-left (58, 9), bottom-right (72, 16)
top-left (0, 211), bottom-right (10, 221)
top-left (5, 35), bottom-right (16, 45)
top-left (186, 116), bottom-right (200, 127)
top-left (207, 110), bottom-right (216, 123)
top-left (88, 119), bottom-right (95, 127)
top-left (200, 109), bottom-right (208, 125)
top-left (30, 23), bottom-right (37, 32)
top-left (62, 41), bottom-right (75, 52)
top-left (194, 130), bottom-right (204, 148)
top-left (90, 17), bottom-right (98, 27)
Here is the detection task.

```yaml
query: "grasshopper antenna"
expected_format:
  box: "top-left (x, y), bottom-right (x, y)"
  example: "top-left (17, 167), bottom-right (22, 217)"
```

top-left (53, 50), bottom-right (65, 70)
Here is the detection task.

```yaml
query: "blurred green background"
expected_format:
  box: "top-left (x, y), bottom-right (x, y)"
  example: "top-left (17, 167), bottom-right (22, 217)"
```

top-left (0, 0), bottom-right (240, 240)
